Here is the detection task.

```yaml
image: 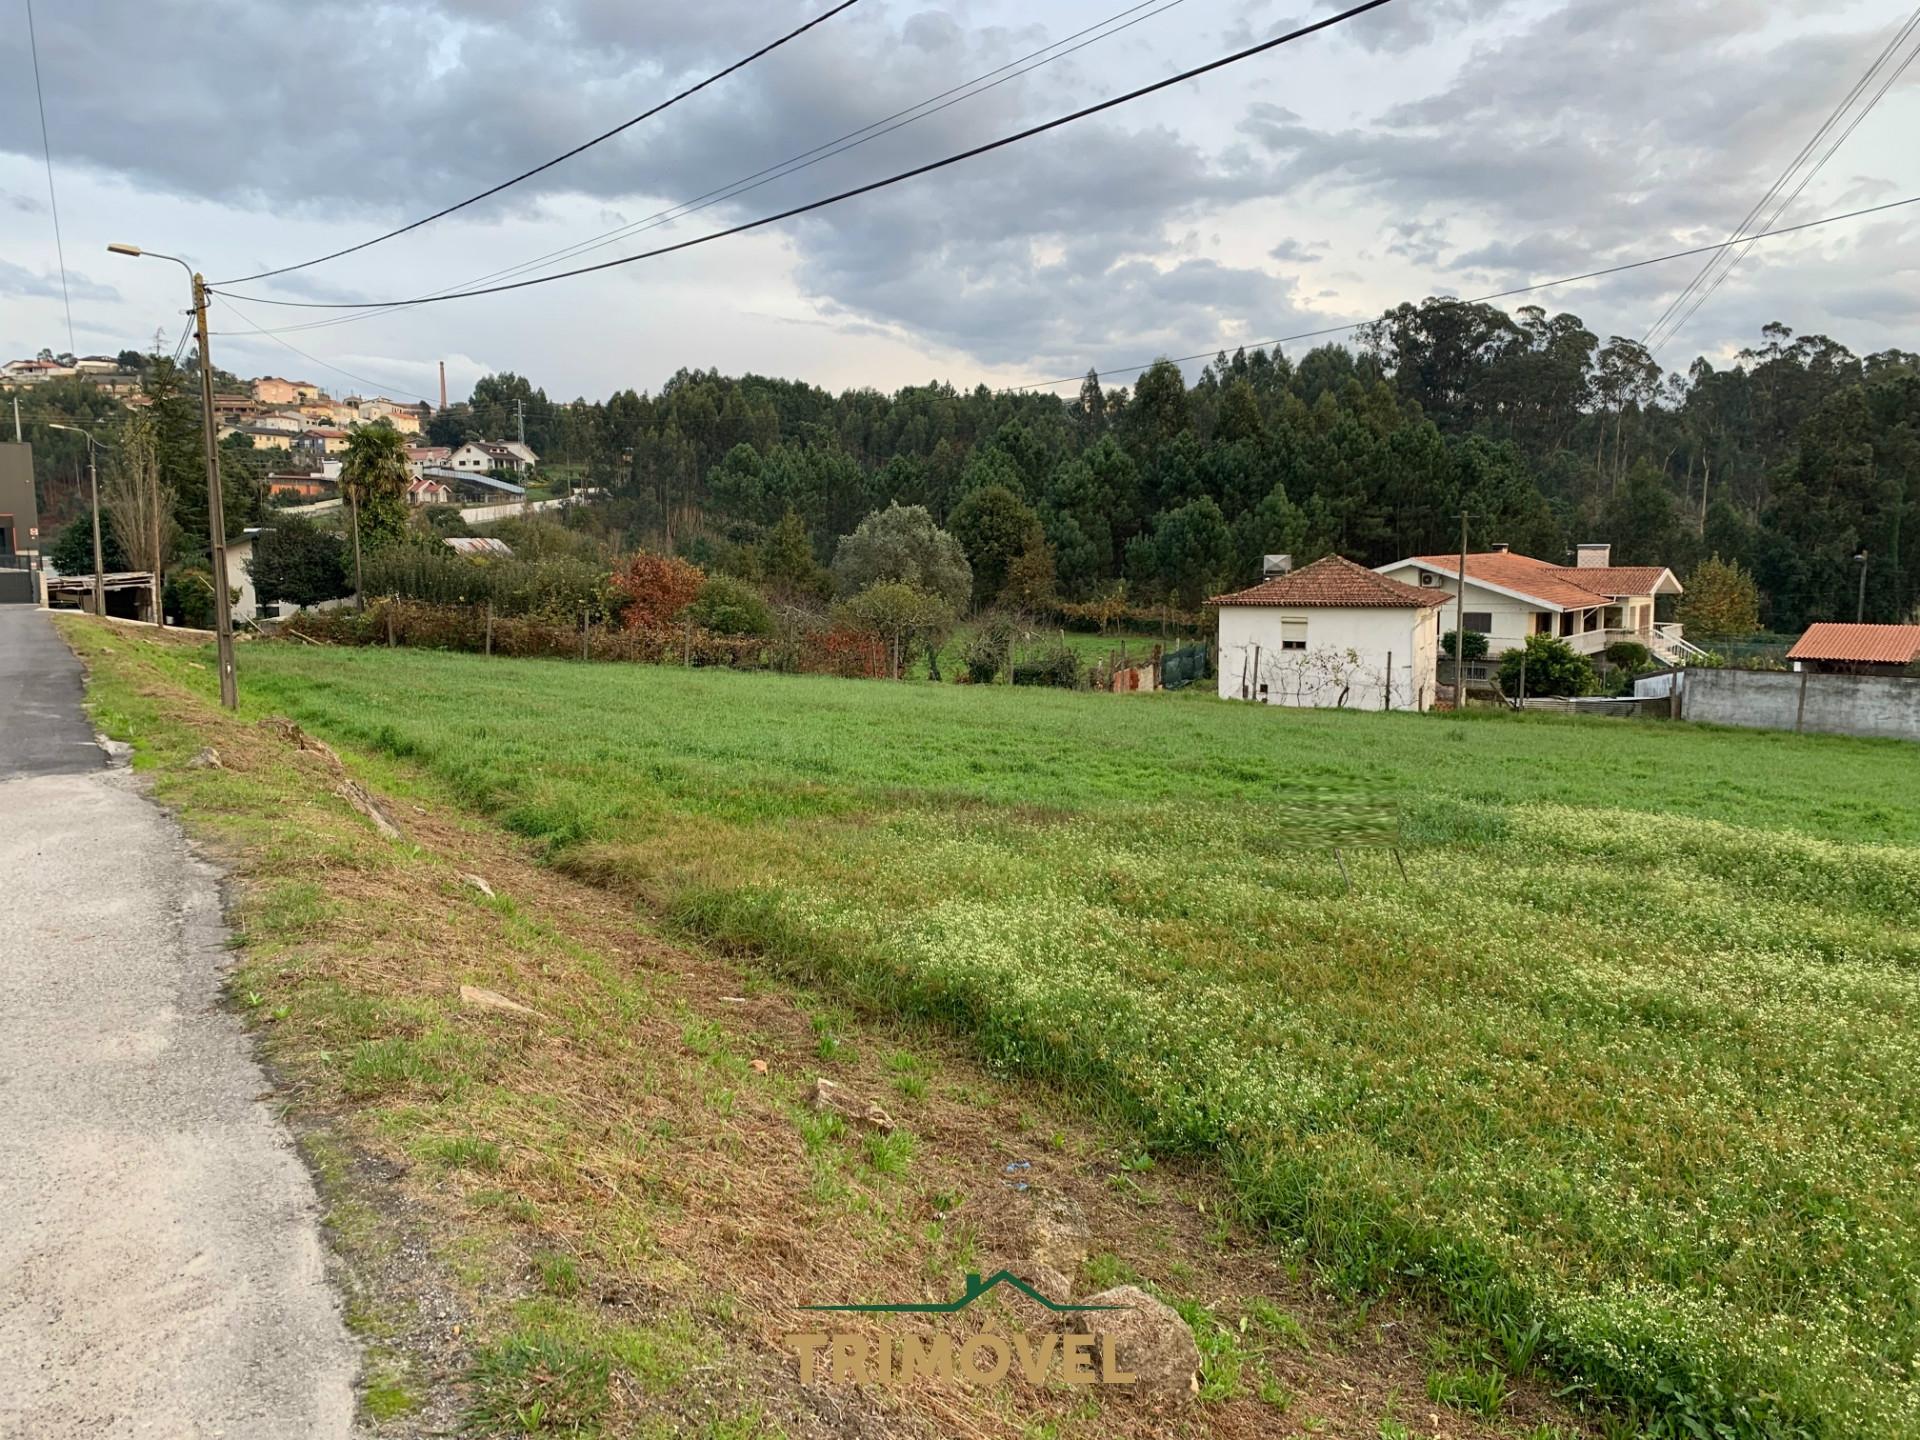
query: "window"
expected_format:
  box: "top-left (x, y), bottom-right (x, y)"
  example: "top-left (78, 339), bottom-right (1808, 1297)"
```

top-left (1534, 613), bottom-right (1554, 634)
top-left (1280, 619), bottom-right (1308, 651)
top-left (1462, 611), bottom-right (1492, 634)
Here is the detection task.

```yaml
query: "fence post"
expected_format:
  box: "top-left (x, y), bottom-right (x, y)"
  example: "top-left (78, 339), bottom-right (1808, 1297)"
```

top-left (1384, 652), bottom-right (1392, 710)
top-left (580, 611), bottom-right (590, 661)
top-left (484, 600), bottom-right (493, 657)
top-left (386, 601), bottom-right (396, 648)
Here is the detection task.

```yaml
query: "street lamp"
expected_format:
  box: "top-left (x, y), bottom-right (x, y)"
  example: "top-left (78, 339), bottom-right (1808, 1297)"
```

top-left (46, 423), bottom-right (110, 618)
top-left (108, 242), bottom-right (236, 709)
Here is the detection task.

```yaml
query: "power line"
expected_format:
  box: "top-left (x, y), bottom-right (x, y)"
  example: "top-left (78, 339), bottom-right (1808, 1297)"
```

top-left (214, 0), bottom-right (867, 286)
top-left (214, 295), bottom-right (439, 406)
top-left (214, 0), bottom-right (1186, 341)
top-left (1012, 193), bottom-right (1920, 389)
top-left (211, 0), bottom-right (1400, 312)
top-left (1642, 3), bottom-right (1920, 357)
top-left (24, 0), bottom-right (75, 355)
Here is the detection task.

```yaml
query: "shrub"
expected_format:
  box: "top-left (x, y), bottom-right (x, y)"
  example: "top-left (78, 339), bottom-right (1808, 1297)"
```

top-left (163, 567), bottom-right (229, 630)
top-left (1498, 633), bottom-right (1594, 697)
top-left (686, 574), bottom-right (774, 637)
top-left (962, 618), bottom-right (1015, 684)
top-left (613, 551), bottom-right (705, 630)
top-left (359, 549), bottom-right (617, 622)
top-left (832, 582), bottom-right (955, 679)
top-left (1440, 629), bottom-right (1490, 662)
top-left (1012, 645), bottom-right (1081, 689)
top-left (1602, 640), bottom-right (1653, 671)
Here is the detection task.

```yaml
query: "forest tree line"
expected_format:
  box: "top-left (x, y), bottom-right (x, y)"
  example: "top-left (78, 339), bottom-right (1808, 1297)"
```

top-left (20, 298), bottom-right (1918, 633)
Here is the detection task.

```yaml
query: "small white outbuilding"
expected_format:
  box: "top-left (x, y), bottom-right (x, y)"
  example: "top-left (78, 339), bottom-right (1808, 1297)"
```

top-left (1211, 554), bottom-right (1451, 711)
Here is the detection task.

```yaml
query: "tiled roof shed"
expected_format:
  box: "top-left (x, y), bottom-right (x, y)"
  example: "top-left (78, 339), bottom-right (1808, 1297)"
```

top-left (1787, 623), bottom-right (1920, 666)
top-left (1212, 555), bottom-right (1452, 609)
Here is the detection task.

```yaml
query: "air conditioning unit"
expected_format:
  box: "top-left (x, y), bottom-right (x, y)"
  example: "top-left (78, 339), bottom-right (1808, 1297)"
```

top-left (1419, 571), bottom-right (1438, 586)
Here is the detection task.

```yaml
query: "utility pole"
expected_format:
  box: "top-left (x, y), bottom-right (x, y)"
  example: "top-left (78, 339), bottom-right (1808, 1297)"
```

top-left (1855, 549), bottom-right (1869, 624)
top-left (109, 243), bottom-right (236, 708)
top-left (85, 445), bottom-right (103, 616)
top-left (48, 423), bottom-right (107, 616)
top-left (1454, 511), bottom-right (1470, 701)
top-left (192, 273), bottom-right (238, 708)
top-left (515, 398), bottom-right (525, 447)
top-left (11, 396), bottom-right (19, 443)
top-left (348, 487), bottom-right (364, 608)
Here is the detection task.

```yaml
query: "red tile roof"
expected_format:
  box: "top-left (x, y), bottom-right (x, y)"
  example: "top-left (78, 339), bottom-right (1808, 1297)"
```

top-left (1787, 623), bottom-right (1920, 666)
top-left (1405, 553), bottom-right (1681, 608)
top-left (1211, 555), bottom-right (1452, 609)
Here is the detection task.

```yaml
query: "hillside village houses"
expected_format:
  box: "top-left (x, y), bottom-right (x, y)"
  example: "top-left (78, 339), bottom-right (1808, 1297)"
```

top-left (253, 376), bottom-right (324, 406)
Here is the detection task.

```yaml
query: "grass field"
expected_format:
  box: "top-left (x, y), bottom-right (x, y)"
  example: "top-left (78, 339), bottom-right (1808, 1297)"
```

top-left (146, 643), bottom-right (1920, 1437)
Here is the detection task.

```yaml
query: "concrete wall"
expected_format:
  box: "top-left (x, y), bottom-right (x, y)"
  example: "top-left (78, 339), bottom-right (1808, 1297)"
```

top-left (1217, 604), bottom-right (1439, 711)
top-left (1676, 666), bottom-right (1920, 743)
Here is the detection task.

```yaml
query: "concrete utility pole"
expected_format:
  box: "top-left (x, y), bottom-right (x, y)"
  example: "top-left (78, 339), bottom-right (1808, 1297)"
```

top-left (1856, 550), bottom-right (1869, 623)
top-left (1455, 511), bottom-right (1470, 696)
top-left (108, 244), bottom-right (237, 708)
top-left (46, 424), bottom-right (108, 616)
top-left (515, 398), bottom-right (525, 447)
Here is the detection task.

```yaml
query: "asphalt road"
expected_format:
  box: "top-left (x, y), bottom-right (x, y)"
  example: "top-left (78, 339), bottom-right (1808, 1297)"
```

top-left (0, 607), bottom-right (357, 1438)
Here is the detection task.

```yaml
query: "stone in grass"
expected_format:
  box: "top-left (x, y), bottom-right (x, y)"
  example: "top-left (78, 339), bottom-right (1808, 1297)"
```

top-left (810, 1077), bottom-right (895, 1132)
top-left (335, 779), bottom-right (402, 840)
top-left (1051, 1285), bottom-right (1200, 1405)
top-left (1022, 1191), bottom-right (1091, 1276)
top-left (187, 746), bottom-right (223, 770)
top-left (459, 984), bottom-right (544, 1020)
top-left (461, 873), bottom-right (495, 898)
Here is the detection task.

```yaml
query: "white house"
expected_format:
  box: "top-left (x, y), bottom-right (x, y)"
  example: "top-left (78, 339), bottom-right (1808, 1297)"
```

top-left (1374, 544), bottom-right (1699, 665)
top-left (1212, 555), bottom-right (1450, 711)
top-left (449, 440), bottom-right (537, 476)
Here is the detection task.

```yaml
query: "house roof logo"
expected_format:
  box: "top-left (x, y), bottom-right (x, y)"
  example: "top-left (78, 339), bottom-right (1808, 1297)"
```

top-left (803, 1270), bottom-right (1128, 1315)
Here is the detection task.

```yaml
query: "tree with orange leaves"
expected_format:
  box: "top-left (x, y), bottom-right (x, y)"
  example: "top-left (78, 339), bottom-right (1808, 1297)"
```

top-left (613, 552), bottom-right (705, 631)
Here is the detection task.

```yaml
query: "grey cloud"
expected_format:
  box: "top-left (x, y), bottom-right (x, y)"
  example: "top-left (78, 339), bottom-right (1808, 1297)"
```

top-left (1267, 236), bottom-right (1323, 262)
top-left (4, 190), bottom-right (44, 214)
top-left (0, 261), bottom-right (119, 304)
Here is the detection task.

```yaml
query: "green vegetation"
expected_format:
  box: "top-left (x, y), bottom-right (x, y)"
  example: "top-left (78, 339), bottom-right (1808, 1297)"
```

top-left (190, 643), bottom-right (1920, 1434)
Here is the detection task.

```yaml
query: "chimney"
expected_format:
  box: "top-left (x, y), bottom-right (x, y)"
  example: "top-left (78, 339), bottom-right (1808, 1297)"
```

top-left (1490, 541), bottom-right (1510, 554)
top-left (1575, 543), bottom-right (1611, 568)
top-left (1263, 553), bottom-right (1293, 578)
top-left (438, 360), bottom-right (447, 412)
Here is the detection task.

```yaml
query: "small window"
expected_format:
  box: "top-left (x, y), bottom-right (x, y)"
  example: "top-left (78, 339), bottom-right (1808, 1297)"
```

top-left (1462, 611), bottom-right (1492, 634)
top-left (1280, 619), bottom-right (1308, 651)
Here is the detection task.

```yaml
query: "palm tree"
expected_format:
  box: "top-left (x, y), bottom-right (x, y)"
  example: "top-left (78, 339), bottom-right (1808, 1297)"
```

top-left (340, 422), bottom-right (411, 605)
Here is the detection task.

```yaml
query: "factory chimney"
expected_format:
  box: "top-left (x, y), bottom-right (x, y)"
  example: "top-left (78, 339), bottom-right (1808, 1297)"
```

top-left (438, 361), bottom-right (447, 412)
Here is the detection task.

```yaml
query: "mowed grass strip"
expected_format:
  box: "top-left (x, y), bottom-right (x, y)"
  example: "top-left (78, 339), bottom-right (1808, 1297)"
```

top-left (228, 644), bottom-right (1920, 1436)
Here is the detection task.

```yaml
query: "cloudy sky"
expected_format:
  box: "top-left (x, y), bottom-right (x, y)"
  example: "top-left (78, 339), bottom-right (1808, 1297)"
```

top-left (3, 0), bottom-right (1916, 405)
